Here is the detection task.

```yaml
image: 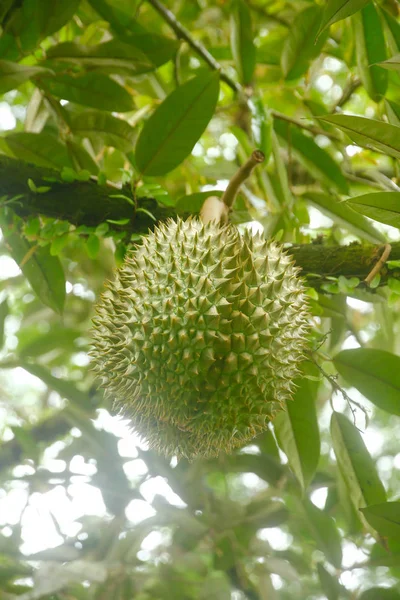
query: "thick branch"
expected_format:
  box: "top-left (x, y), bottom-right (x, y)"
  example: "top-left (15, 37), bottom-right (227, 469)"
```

top-left (0, 156), bottom-right (399, 285)
top-left (0, 156), bottom-right (174, 233)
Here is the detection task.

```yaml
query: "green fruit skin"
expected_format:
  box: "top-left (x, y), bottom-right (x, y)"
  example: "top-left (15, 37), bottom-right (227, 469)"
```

top-left (91, 218), bottom-right (310, 459)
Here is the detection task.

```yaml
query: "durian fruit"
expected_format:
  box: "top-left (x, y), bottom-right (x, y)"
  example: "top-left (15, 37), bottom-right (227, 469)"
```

top-left (91, 215), bottom-right (310, 459)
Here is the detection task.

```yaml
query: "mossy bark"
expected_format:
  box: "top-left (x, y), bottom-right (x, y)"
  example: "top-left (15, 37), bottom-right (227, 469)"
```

top-left (0, 156), bottom-right (398, 284)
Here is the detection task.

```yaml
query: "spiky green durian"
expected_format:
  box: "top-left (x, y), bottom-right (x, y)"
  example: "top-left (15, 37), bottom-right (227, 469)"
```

top-left (91, 217), bottom-right (310, 459)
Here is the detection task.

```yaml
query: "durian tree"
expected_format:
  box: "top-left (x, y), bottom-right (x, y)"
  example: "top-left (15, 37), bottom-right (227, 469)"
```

top-left (2, 0), bottom-right (400, 598)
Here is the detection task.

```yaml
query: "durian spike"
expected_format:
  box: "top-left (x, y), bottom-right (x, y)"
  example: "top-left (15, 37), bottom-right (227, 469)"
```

top-left (199, 150), bottom-right (265, 225)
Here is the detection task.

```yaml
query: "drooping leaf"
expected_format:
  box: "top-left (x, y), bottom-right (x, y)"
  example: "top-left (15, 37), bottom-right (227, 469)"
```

top-left (352, 3), bottom-right (387, 102)
top-left (318, 115), bottom-right (400, 159)
top-left (2, 229), bottom-right (65, 314)
top-left (38, 72), bottom-right (135, 112)
top-left (305, 192), bottom-right (385, 244)
top-left (330, 412), bottom-right (386, 513)
top-left (274, 120), bottom-right (349, 194)
top-left (303, 498), bottom-right (342, 568)
top-left (45, 40), bottom-right (161, 75)
top-left (281, 6), bottom-right (327, 80)
top-left (334, 349), bottom-right (400, 416)
top-left (0, 297), bottom-right (8, 351)
top-left (3, 131), bottom-right (72, 169)
top-left (316, 563), bottom-right (341, 600)
top-left (230, 0), bottom-right (256, 85)
top-left (135, 71), bottom-right (220, 176)
top-left (360, 502), bottom-right (400, 540)
top-left (0, 60), bottom-right (53, 94)
top-left (347, 192), bottom-right (400, 228)
top-left (318, 0), bottom-right (372, 35)
top-left (70, 110), bottom-right (136, 153)
top-left (274, 378), bottom-right (320, 491)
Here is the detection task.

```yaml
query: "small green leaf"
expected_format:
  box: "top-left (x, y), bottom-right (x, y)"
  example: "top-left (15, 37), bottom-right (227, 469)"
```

top-left (86, 234), bottom-right (100, 259)
top-left (305, 192), bottom-right (385, 244)
top-left (352, 3), bottom-right (387, 102)
top-left (303, 498), bottom-right (342, 568)
top-left (230, 0), bottom-right (256, 85)
top-left (360, 502), bottom-right (400, 540)
top-left (107, 218), bottom-right (130, 225)
top-left (330, 412), bottom-right (386, 513)
top-left (135, 71), bottom-right (220, 176)
top-left (0, 298), bottom-right (9, 351)
top-left (316, 563), bottom-right (341, 600)
top-left (38, 72), bottom-right (135, 112)
top-left (334, 349), bottom-right (400, 416)
top-left (4, 132), bottom-right (72, 170)
top-left (318, 0), bottom-right (372, 35)
top-left (385, 99), bottom-right (400, 127)
top-left (4, 230), bottom-right (65, 314)
top-left (274, 378), bottom-right (320, 491)
top-left (0, 60), bottom-right (53, 94)
top-left (318, 115), bottom-right (400, 160)
top-left (274, 120), bottom-right (349, 194)
top-left (50, 233), bottom-right (69, 256)
top-left (282, 6), bottom-right (327, 80)
top-left (347, 192), bottom-right (400, 228)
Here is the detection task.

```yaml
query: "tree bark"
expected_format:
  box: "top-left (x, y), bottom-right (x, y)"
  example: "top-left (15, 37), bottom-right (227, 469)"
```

top-left (0, 156), bottom-right (398, 285)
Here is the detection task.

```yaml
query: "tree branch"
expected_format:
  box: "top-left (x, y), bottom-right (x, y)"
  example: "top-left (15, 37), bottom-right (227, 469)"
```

top-left (0, 157), bottom-right (398, 286)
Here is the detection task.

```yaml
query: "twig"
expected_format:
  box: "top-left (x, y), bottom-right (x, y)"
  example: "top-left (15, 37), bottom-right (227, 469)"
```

top-left (146, 0), bottom-right (240, 92)
top-left (332, 77), bottom-right (362, 112)
top-left (270, 110), bottom-right (342, 141)
top-left (309, 354), bottom-right (369, 429)
top-left (364, 244), bottom-right (392, 286)
top-left (222, 150), bottom-right (265, 208)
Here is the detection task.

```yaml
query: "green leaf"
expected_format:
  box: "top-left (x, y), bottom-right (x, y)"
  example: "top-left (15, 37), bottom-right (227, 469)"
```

top-left (230, 0), bottom-right (256, 85)
top-left (381, 8), bottom-right (400, 54)
top-left (4, 132), bottom-right (72, 170)
top-left (18, 327), bottom-right (83, 357)
top-left (318, 0), bottom-right (372, 35)
top-left (200, 571), bottom-right (231, 600)
top-left (274, 120), bottom-right (349, 194)
top-left (318, 115), bottom-right (400, 160)
top-left (303, 498), bottom-right (342, 568)
top-left (281, 6), bottom-right (327, 80)
top-left (330, 412), bottom-right (386, 512)
top-left (347, 192), bottom-right (400, 228)
top-left (305, 192), bottom-right (385, 244)
top-left (376, 54), bottom-right (400, 71)
top-left (36, 0), bottom-right (81, 38)
top-left (352, 3), bottom-right (387, 102)
top-left (385, 99), bottom-right (400, 127)
top-left (3, 231), bottom-right (65, 314)
top-left (316, 563), bottom-right (341, 600)
top-left (360, 502), bottom-right (400, 540)
top-left (359, 588), bottom-right (400, 600)
top-left (38, 72), bottom-right (135, 112)
top-left (19, 361), bottom-right (91, 408)
top-left (274, 378), bottom-right (320, 491)
top-left (0, 60), bottom-right (53, 94)
top-left (176, 191), bottom-right (223, 214)
top-left (0, 298), bottom-right (8, 351)
top-left (334, 349), bottom-right (400, 416)
top-left (249, 97), bottom-right (273, 162)
top-left (86, 233), bottom-right (100, 259)
top-left (70, 110), bottom-right (136, 153)
top-left (45, 40), bottom-right (160, 75)
top-left (135, 71), bottom-right (220, 176)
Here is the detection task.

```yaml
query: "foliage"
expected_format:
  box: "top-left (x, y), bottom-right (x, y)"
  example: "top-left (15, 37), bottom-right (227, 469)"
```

top-left (1, 0), bottom-right (400, 598)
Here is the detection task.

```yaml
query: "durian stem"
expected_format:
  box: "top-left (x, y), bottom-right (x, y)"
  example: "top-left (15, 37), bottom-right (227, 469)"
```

top-left (221, 150), bottom-right (265, 209)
